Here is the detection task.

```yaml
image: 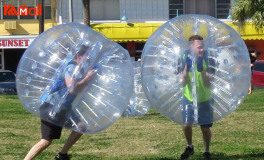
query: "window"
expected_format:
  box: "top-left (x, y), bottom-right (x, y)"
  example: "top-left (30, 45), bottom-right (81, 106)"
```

top-left (216, 0), bottom-right (231, 19)
top-left (2, 0), bottom-right (18, 19)
top-left (37, 0), bottom-right (52, 19)
top-left (169, 0), bottom-right (184, 19)
top-left (1, 0), bottom-right (51, 20)
top-left (20, 0), bottom-right (36, 20)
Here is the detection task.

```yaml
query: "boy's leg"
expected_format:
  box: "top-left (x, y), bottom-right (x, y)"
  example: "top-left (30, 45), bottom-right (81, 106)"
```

top-left (200, 126), bottom-right (212, 160)
top-left (24, 120), bottom-right (62, 160)
top-left (182, 97), bottom-right (194, 146)
top-left (200, 126), bottom-right (211, 152)
top-left (59, 113), bottom-right (84, 155)
top-left (198, 100), bottom-right (213, 159)
top-left (24, 139), bottom-right (52, 160)
top-left (248, 83), bottom-right (252, 94)
top-left (60, 131), bottom-right (83, 154)
top-left (54, 131), bottom-right (82, 160)
top-left (198, 100), bottom-right (213, 153)
top-left (180, 127), bottom-right (194, 160)
top-left (181, 97), bottom-right (194, 159)
top-left (183, 126), bottom-right (192, 145)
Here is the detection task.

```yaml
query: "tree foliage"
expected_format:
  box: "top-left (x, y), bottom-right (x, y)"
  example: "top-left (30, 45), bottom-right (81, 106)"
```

top-left (231, 0), bottom-right (264, 32)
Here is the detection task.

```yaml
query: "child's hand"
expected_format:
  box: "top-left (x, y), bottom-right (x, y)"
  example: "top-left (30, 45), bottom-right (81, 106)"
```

top-left (83, 70), bottom-right (95, 83)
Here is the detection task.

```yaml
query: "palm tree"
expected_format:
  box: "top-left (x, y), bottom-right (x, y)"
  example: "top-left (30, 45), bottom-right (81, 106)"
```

top-left (82, 0), bottom-right (90, 26)
top-left (231, 0), bottom-right (264, 32)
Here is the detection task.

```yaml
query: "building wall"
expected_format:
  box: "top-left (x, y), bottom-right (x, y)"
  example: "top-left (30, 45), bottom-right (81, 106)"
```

top-left (0, 20), bottom-right (56, 35)
top-left (59, 0), bottom-right (234, 22)
top-left (185, 0), bottom-right (215, 16)
top-left (0, 0), bottom-right (57, 35)
top-left (0, 0), bottom-right (57, 71)
top-left (91, 0), bottom-right (120, 20)
top-left (60, 0), bottom-right (120, 22)
top-left (120, 0), bottom-right (169, 21)
top-left (60, 0), bottom-right (170, 22)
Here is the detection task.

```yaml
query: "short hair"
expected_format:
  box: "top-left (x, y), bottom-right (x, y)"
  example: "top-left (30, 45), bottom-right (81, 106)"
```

top-left (255, 51), bottom-right (261, 57)
top-left (72, 43), bottom-right (90, 58)
top-left (76, 44), bottom-right (89, 56)
top-left (188, 35), bottom-right (203, 41)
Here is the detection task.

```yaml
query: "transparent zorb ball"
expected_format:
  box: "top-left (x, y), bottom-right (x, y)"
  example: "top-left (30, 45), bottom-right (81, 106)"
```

top-left (141, 15), bottom-right (250, 126)
top-left (16, 23), bottom-right (133, 134)
top-left (122, 60), bottom-right (151, 117)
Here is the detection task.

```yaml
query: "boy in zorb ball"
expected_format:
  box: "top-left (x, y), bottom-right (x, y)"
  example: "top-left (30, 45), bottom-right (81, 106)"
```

top-left (181, 35), bottom-right (215, 160)
top-left (39, 44), bottom-right (96, 129)
top-left (141, 15), bottom-right (251, 160)
top-left (19, 23), bottom-right (134, 160)
top-left (24, 44), bottom-right (96, 160)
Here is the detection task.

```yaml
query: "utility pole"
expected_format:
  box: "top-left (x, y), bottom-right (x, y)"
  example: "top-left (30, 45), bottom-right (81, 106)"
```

top-left (39, 0), bottom-right (45, 34)
top-left (69, 0), bottom-right (73, 22)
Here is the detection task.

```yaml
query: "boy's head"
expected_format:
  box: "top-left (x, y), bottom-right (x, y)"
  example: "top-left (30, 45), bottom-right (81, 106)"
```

top-left (73, 44), bottom-right (90, 63)
top-left (251, 51), bottom-right (261, 58)
top-left (189, 35), bottom-right (203, 41)
top-left (76, 44), bottom-right (90, 56)
top-left (189, 35), bottom-right (204, 57)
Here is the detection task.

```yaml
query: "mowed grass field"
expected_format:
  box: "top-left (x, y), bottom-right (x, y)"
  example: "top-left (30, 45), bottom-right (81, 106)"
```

top-left (0, 90), bottom-right (264, 160)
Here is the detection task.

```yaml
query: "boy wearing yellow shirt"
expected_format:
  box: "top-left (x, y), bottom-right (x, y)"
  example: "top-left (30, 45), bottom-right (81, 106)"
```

top-left (180, 35), bottom-right (213, 160)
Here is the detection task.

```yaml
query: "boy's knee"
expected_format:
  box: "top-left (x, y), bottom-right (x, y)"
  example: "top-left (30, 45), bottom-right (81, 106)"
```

top-left (40, 139), bottom-right (52, 147)
top-left (200, 126), bottom-right (211, 133)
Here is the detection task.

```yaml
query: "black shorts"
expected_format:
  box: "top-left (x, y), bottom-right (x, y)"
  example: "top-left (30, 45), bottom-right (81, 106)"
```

top-left (41, 120), bottom-right (63, 140)
top-left (40, 102), bottom-right (73, 127)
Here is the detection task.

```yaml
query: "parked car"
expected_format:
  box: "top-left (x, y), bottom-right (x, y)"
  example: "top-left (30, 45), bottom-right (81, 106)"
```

top-left (252, 60), bottom-right (264, 89)
top-left (0, 70), bottom-right (17, 95)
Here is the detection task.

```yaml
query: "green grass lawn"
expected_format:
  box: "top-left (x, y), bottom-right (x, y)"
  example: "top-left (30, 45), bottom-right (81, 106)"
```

top-left (0, 90), bottom-right (264, 160)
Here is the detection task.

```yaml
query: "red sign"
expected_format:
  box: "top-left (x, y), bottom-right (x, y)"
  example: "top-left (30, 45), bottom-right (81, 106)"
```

top-left (4, 4), bottom-right (42, 16)
top-left (19, 5), bottom-right (28, 16)
top-left (0, 39), bottom-right (30, 48)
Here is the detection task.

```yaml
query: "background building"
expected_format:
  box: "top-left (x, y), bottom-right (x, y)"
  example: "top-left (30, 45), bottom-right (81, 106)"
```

top-left (0, 0), bottom-right (55, 72)
top-left (57, 0), bottom-right (264, 60)
top-left (0, 0), bottom-right (263, 72)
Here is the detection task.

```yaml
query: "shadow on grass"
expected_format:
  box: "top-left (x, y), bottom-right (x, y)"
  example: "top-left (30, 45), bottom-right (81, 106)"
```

top-left (132, 157), bottom-right (178, 160)
top-left (39, 152), bottom-right (103, 160)
top-left (145, 112), bottom-right (161, 116)
top-left (36, 151), bottom-right (264, 160)
top-left (212, 152), bottom-right (264, 160)
top-left (119, 151), bottom-right (264, 160)
top-left (146, 158), bottom-right (177, 160)
top-left (146, 152), bottom-right (264, 160)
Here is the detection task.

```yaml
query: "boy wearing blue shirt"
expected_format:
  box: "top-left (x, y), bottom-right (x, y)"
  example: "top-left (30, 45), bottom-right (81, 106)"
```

top-left (24, 44), bottom-right (95, 160)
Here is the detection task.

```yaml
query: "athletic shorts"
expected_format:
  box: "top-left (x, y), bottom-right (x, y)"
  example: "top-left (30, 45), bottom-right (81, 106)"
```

top-left (182, 97), bottom-right (213, 128)
top-left (41, 120), bottom-right (63, 140)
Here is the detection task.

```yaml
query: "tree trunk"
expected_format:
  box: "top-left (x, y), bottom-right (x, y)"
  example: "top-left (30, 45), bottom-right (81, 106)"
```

top-left (82, 0), bottom-right (90, 26)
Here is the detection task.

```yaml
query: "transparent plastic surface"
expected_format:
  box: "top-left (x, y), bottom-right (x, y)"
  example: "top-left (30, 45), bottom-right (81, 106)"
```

top-left (16, 23), bottom-right (133, 134)
top-left (141, 15), bottom-right (250, 126)
top-left (122, 60), bottom-right (151, 117)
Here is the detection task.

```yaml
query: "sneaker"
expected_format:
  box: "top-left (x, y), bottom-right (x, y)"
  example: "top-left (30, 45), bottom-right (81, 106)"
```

top-left (203, 152), bottom-right (212, 160)
top-left (54, 152), bottom-right (71, 160)
top-left (180, 146), bottom-right (194, 160)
